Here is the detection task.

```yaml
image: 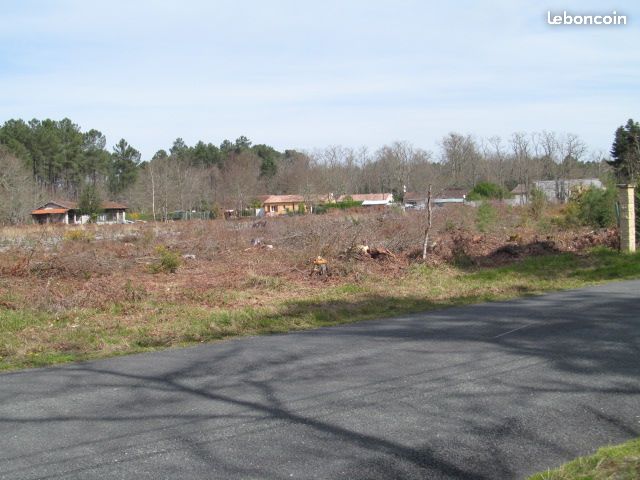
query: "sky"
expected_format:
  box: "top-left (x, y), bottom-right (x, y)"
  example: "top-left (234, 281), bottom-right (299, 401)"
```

top-left (0, 0), bottom-right (638, 159)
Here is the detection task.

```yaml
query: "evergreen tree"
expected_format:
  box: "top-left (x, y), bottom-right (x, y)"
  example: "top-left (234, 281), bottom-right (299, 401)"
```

top-left (252, 144), bottom-right (280, 178)
top-left (192, 141), bottom-right (221, 166)
top-left (78, 184), bottom-right (103, 220)
top-left (234, 135), bottom-right (252, 151)
top-left (109, 139), bottom-right (141, 196)
top-left (608, 119), bottom-right (640, 182)
top-left (219, 139), bottom-right (234, 155)
top-left (81, 129), bottom-right (110, 186)
top-left (152, 149), bottom-right (168, 161)
top-left (56, 118), bottom-right (84, 194)
top-left (170, 137), bottom-right (189, 162)
top-left (0, 119), bottom-right (32, 173)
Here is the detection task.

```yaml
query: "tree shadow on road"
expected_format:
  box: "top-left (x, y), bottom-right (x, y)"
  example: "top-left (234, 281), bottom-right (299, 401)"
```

top-left (0, 277), bottom-right (639, 479)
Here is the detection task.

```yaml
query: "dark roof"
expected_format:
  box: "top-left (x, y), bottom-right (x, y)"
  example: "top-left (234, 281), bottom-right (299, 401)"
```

top-left (49, 199), bottom-right (77, 209)
top-left (403, 192), bottom-right (425, 202)
top-left (438, 189), bottom-right (467, 199)
top-left (101, 201), bottom-right (128, 210)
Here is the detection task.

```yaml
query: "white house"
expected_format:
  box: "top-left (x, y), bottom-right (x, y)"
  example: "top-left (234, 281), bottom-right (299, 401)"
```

top-left (31, 200), bottom-right (128, 224)
top-left (511, 179), bottom-right (603, 204)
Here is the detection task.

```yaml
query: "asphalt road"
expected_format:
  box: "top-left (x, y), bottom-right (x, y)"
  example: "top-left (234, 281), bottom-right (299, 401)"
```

top-left (1, 281), bottom-right (639, 479)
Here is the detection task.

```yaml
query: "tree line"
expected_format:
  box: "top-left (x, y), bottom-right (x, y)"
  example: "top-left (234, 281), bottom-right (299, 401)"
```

top-left (0, 117), bottom-right (638, 223)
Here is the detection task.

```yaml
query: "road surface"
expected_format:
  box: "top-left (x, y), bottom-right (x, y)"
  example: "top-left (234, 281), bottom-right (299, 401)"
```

top-left (1, 280), bottom-right (639, 479)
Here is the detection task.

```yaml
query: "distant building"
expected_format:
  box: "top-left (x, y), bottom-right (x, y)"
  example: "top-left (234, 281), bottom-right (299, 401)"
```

top-left (404, 189), bottom-right (467, 209)
top-left (338, 193), bottom-right (394, 206)
top-left (511, 179), bottom-right (603, 204)
top-left (255, 195), bottom-right (306, 216)
top-left (510, 184), bottom-right (528, 205)
top-left (252, 192), bottom-right (393, 216)
top-left (31, 200), bottom-right (128, 224)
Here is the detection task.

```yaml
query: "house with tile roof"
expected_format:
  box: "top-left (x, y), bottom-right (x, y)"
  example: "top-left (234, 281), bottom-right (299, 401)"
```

top-left (255, 195), bottom-right (306, 216)
top-left (31, 200), bottom-right (128, 224)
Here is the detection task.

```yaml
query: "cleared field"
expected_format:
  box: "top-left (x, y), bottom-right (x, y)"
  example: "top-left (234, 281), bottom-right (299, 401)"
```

top-left (0, 205), bottom-right (633, 371)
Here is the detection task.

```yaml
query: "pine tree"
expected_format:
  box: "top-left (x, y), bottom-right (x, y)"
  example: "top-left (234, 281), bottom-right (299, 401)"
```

top-left (109, 139), bottom-right (141, 196)
top-left (608, 119), bottom-right (640, 182)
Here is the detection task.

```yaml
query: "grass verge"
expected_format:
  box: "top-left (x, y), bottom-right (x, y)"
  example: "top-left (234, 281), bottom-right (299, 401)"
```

top-left (528, 437), bottom-right (640, 480)
top-left (1, 247), bottom-right (640, 371)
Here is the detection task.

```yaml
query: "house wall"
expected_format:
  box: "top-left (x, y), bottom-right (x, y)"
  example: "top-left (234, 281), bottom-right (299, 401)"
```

top-left (534, 179), bottom-right (603, 203)
top-left (33, 213), bottom-right (67, 224)
top-left (96, 209), bottom-right (127, 224)
top-left (512, 193), bottom-right (527, 205)
top-left (264, 202), bottom-right (302, 215)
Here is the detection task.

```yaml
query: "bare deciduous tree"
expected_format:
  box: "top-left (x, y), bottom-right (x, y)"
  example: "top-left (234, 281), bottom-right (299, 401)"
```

top-left (0, 147), bottom-right (42, 224)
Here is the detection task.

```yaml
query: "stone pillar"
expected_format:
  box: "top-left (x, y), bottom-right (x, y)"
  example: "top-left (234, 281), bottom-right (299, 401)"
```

top-left (617, 184), bottom-right (636, 253)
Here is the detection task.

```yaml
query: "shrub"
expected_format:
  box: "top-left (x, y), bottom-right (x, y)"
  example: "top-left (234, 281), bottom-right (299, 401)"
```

top-left (78, 185), bottom-right (103, 221)
top-left (565, 186), bottom-right (616, 228)
top-left (128, 212), bottom-right (155, 221)
top-left (444, 220), bottom-right (456, 232)
top-left (63, 229), bottom-right (94, 242)
top-left (315, 199), bottom-right (364, 214)
top-left (476, 202), bottom-right (497, 233)
top-left (450, 230), bottom-right (475, 267)
top-left (528, 187), bottom-right (547, 220)
top-left (313, 204), bottom-right (328, 214)
top-left (149, 246), bottom-right (180, 273)
top-left (331, 199), bottom-right (364, 210)
top-left (124, 279), bottom-right (147, 301)
top-left (211, 203), bottom-right (222, 219)
top-left (467, 182), bottom-right (512, 201)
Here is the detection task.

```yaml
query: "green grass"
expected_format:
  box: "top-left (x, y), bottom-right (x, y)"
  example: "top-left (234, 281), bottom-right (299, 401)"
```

top-left (528, 437), bottom-right (640, 480)
top-left (2, 248), bottom-right (640, 371)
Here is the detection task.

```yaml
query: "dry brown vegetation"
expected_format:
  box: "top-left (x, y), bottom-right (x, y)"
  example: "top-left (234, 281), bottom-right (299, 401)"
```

top-left (0, 204), bottom-right (627, 370)
top-left (0, 205), bottom-right (618, 307)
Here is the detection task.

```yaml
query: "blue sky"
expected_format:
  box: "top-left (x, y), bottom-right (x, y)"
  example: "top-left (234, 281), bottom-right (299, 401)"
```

top-left (0, 1), bottom-right (638, 159)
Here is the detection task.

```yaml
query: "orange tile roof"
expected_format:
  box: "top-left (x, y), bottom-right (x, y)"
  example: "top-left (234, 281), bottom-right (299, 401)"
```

top-left (255, 194), bottom-right (334, 204)
top-left (259, 195), bottom-right (305, 204)
top-left (32, 208), bottom-right (68, 215)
